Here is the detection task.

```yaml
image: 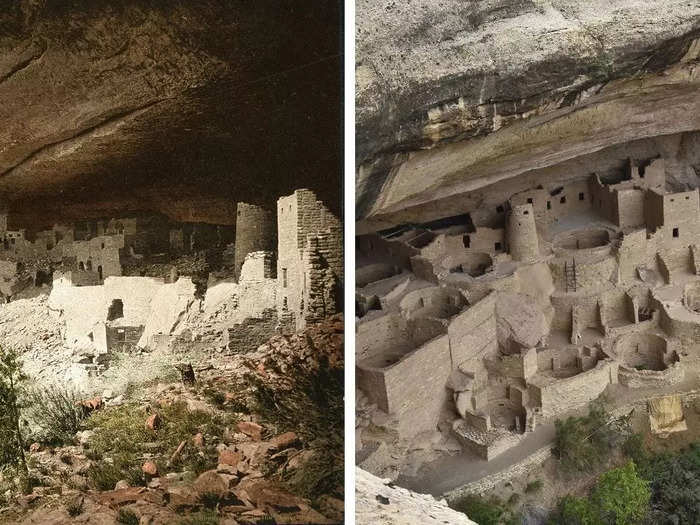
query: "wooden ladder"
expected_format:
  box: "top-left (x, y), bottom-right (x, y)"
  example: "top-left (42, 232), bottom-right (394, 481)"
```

top-left (565, 259), bottom-right (577, 292)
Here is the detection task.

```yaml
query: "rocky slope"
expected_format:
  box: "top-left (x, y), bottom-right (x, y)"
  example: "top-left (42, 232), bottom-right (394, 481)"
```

top-left (0, 314), bottom-right (344, 524)
top-left (356, 0), bottom-right (700, 232)
top-left (356, 467), bottom-right (476, 525)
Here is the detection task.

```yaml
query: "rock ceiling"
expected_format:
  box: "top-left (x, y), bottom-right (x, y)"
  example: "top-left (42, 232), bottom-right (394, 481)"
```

top-left (356, 0), bottom-right (700, 233)
top-left (0, 0), bottom-right (341, 227)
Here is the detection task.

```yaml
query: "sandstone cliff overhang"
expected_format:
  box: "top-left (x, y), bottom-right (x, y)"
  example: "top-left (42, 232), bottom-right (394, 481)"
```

top-left (356, 0), bottom-right (700, 232)
top-left (0, 1), bottom-right (341, 226)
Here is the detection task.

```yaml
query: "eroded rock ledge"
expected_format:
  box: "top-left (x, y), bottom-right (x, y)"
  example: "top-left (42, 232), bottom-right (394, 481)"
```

top-left (356, 0), bottom-right (700, 232)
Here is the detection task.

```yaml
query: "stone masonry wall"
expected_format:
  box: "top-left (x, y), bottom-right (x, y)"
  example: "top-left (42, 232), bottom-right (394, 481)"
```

top-left (381, 334), bottom-right (452, 437)
top-left (448, 292), bottom-right (498, 385)
top-left (225, 308), bottom-right (279, 353)
top-left (529, 360), bottom-right (618, 418)
top-left (277, 189), bottom-right (342, 329)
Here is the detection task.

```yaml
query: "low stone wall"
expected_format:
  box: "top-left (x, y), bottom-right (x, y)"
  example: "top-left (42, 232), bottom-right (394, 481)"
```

top-left (529, 360), bottom-right (618, 419)
top-left (224, 308), bottom-right (279, 353)
top-left (618, 362), bottom-right (684, 389)
top-left (445, 444), bottom-right (554, 499)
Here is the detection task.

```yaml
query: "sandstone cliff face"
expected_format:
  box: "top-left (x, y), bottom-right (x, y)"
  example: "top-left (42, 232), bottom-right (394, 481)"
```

top-left (356, 467), bottom-right (477, 525)
top-left (356, 0), bottom-right (700, 232)
top-left (0, 1), bottom-right (341, 225)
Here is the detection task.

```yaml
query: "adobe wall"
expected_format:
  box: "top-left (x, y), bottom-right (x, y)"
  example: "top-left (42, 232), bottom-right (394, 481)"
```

top-left (302, 225), bottom-right (344, 325)
top-left (381, 335), bottom-right (452, 437)
top-left (618, 362), bottom-right (684, 389)
top-left (49, 275), bottom-right (166, 347)
top-left (224, 308), bottom-right (279, 354)
top-left (448, 292), bottom-right (498, 383)
top-left (238, 251), bottom-right (275, 283)
top-left (137, 277), bottom-right (197, 348)
top-left (616, 188), bottom-right (646, 229)
top-left (617, 230), bottom-right (651, 283)
top-left (510, 179), bottom-right (590, 222)
top-left (277, 189), bottom-right (342, 328)
top-left (234, 202), bottom-right (275, 280)
top-left (357, 233), bottom-right (418, 269)
top-left (506, 204), bottom-right (539, 262)
top-left (528, 360), bottom-right (618, 418)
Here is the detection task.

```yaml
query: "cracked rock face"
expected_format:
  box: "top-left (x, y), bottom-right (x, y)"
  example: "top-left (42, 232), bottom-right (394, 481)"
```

top-left (0, 0), bottom-right (341, 227)
top-left (356, 0), bottom-right (700, 232)
top-left (356, 467), bottom-right (477, 525)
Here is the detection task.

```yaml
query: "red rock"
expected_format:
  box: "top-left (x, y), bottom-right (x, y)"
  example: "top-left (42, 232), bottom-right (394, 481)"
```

top-left (194, 470), bottom-right (228, 499)
top-left (237, 421), bottom-right (263, 441)
top-left (193, 432), bottom-right (205, 448)
top-left (77, 396), bottom-right (103, 412)
top-left (219, 448), bottom-right (242, 468)
top-left (29, 442), bottom-right (41, 453)
top-left (96, 487), bottom-right (146, 508)
top-left (269, 431), bottom-right (299, 450)
top-left (145, 413), bottom-right (161, 431)
top-left (167, 486), bottom-right (199, 510)
top-left (142, 461), bottom-right (158, 476)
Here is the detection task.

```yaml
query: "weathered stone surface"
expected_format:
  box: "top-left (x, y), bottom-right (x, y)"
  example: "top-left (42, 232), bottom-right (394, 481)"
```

top-left (356, 467), bottom-right (477, 524)
top-left (0, 1), bottom-right (340, 226)
top-left (356, 0), bottom-right (700, 231)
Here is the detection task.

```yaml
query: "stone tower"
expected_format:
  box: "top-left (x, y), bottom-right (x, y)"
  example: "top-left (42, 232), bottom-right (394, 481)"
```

top-left (507, 203), bottom-right (539, 262)
top-left (234, 202), bottom-right (275, 280)
top-left (277, 189), bottom-right (342, 329)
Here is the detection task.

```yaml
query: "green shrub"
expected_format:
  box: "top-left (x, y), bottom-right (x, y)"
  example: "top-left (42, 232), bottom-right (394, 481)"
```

top-left (450, 495), bottom-right (519, 525)
top-left (251, 356), bottom-right (343, 498)
top-left (26, 384), bottom-right (86, 445)
top-left (591, 462), bottom-right (649, 525)
top-left (85, 400), bottom-right (234, 487)
top-left (550, 462), bottom-right (650, 525)
top-left (87, 456), bottom-right (144, 490)
top-left (553, 401), bottom-right (631, 474)
top-left (177, 510), bottom-right (220, 525)
top-left (550, 495), bottom-right (598, 525)
top-left (644, 443), bottom-right (700, 524)
top-left (117, 508), bottom-right (139, 525)
top-left (65, 496), bottom-right (84, 517)
top-left (525, 479), bottom-right (543, 493)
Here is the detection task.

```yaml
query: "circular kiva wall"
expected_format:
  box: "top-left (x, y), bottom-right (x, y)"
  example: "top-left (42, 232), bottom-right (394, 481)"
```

top-left (448, 252), bottom-right (493, 277)
top-left (553, 228), bottom-right (610, 251)
top-left (357, 263), bottom-right (401, 287)
top-left (399, 286), bottom-right (467, 320)
top-left (614, 333), bottom-right (677, 371)
top-left (684, 281), bottom-right (700, 314)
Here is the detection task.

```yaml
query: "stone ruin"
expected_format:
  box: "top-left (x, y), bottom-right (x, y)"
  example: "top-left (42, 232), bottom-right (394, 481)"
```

top-left (0, 189), bottom-right (342, 384)
top-left (356, 157), bottom-right (700, 461)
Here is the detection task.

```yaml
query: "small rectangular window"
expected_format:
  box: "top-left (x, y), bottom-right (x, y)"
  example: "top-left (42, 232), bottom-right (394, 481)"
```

top-left (463, 235), bottom-right (470, 248)
top-left (282, 268), bottom-right (288, 287)
top-left (526, 198), bottom-right (533, 204)
top-left (494, 242), bottom-right (502, 251)
top-left (560, 196), bottom-right (566, 204)
top-left (547, 201), bottom-right (551, 210)
top-left (496, 205), bottom-right (504, 214)
top-left (578, 192), bottom-right (585, 201)
top-left (673, 227), bottom-right (679, 238)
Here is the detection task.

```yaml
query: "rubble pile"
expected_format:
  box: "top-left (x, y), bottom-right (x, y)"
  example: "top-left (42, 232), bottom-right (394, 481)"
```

top-left (244, 313), bottom-right (344, 390)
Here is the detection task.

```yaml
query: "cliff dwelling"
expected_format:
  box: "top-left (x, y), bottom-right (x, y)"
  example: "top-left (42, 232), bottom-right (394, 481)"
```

top-left (356, 153), bottom-right (700, 460)
top-left (0, 2), bottom-right (344, 522)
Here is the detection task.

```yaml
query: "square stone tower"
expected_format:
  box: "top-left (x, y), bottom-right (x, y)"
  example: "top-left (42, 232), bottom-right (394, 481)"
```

top-left (276, 189), bottom-right (342, 329)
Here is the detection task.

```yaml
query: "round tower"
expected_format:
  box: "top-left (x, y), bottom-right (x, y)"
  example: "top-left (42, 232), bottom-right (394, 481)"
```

top-left (234, 202), bottom-right (275, 280)
top-left (506, 203), bottom-right (539, 262)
